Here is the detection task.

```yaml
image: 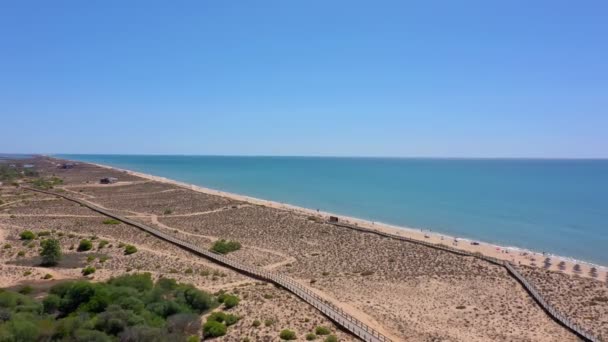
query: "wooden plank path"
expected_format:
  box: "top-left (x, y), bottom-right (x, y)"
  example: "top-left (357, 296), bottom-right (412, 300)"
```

top-left (23, 187), bottom-right (390, 342)
top-left (327, 222), bottom-right (600, 342)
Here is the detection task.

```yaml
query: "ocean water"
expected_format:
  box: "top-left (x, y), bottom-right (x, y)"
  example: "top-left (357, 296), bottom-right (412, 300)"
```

top-left (58, 155), bottom-right (608, 266)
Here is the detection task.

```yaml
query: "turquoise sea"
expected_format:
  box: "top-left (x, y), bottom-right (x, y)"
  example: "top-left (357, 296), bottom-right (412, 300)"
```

top-left (58, 155), bottom-right (608, 266)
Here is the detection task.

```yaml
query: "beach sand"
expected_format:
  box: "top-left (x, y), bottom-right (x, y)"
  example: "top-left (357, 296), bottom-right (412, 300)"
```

top-left (85, 157), bottom-right (607, 281)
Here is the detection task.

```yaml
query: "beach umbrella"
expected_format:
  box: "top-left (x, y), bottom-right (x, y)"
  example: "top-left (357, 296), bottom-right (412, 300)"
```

top-left (590, 267), bottom-right (598, 277)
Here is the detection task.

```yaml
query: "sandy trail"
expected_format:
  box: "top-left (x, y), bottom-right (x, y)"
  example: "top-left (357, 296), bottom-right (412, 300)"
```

top-left (162, 204), bottom-right (251, 217)
top-left (0, 197), bottom-right (57, 208)
top-left (263, 256), bottom-right (297, 270)
top-left (299, 278), bottom-right (402, 341)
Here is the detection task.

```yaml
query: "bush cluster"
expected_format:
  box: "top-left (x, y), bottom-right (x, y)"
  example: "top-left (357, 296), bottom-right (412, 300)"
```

top-left (31, 177), bottom-right (63, 189)
top-left (210, 239), bottom-right (241, 254)
top-left (0, 273), bottom-right (218, 340)
top-left (77, 239), bottom-right (93, 252)
top-left (124, 245), bottom-right (138, 255)
top-left (19, 231), bottom-right (36, 241)
top-left (40, 239), bottom-right (62, 266)
top-left (102, 219), bottom-right (120, 225)
top-left (202, 311), bottom-right (239, 338)
top-left (280, 329), bottom-right (297, 340)
top-left (218, 293), bottom-right (240, 309)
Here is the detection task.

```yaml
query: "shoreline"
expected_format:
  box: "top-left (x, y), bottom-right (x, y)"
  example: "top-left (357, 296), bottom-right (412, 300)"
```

top-left (65, 158), bottom-right (606, 277)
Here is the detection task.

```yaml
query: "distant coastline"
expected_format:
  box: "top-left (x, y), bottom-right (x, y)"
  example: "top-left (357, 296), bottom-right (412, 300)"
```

top-left (52, 155), bottom-right (607, 275)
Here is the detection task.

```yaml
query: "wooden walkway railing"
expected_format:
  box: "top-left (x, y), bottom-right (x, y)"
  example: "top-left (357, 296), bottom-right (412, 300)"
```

top-left (327, 221), bottom-right (600, 342)
top-left (23, 187), bottom-right (390, 342)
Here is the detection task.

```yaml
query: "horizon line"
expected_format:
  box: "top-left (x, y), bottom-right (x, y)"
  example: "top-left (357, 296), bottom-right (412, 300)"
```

top-left (20, 152), bottom-right (608, 161)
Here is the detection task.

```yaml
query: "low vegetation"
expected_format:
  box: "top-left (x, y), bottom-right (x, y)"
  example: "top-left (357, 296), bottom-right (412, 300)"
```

top-left (102, 219), bottom-right (120, 225)
top-left (31, 176), bottom-right (63, 189)
top-left (19, 230), bottom-right (36, 241)
top-left (81, 266), bottom-right (96, 276)
top-left (202, 308), bottom-right (240, 338)
top-left (315, 326), bottom-right (331, 335)
top-left (218, 293), bottom-right (240, 309)
top-left (280, 329), bottom-right (297, 340)
top-left (124, 245), bottom-right (138, 255)
top-left (77, 239), bottom-right (93, 252)
top-left (210, 239), bottom-right (242, 254)
top-left (39, 239), bottom-right (62, 266)
top-left (0, 273), bottom-right (218, 340)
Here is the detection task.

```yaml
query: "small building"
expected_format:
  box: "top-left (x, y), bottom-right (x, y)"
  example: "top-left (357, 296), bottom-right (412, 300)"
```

top-left (100, 177), bottom-right (118, 184)
top-left (329, 216), bottom-right (339, 223)
top-left (59, 163), bottom-right (75, 169)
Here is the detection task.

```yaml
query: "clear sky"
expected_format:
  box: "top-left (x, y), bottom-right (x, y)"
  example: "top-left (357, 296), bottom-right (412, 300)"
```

top-left (1, 1), bottom-right (606, 158)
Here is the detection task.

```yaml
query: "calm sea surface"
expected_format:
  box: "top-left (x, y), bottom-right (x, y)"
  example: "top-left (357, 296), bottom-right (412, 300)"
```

top-left (58, 155), bottom-right (608, 265)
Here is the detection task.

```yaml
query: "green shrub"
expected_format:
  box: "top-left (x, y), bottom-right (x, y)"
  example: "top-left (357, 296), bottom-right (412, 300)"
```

top-left (252, 319), bottom-right (261, 327)
top-left (43, 294), bottom-right (61, 313)
top-left (183, 287), bottom-right (215, 313)
top-left (31, 176), bottom-right (63, 189)
top-left (78, 239), bottom-right (93, 252)
top-left (20, 231), bottom-right (36, 240)
top-left (102, 219), bottom-right (120, 225)
top-left (210, 239), bottom-right (241, 254)
top-left (315, 326), bottom-right (331, 335)
top-left (280, 329), bottom-right (297, 340)
top-left (40, 239), bottom-right (62, 266)
top-left (43, 273), bottom-right (53, 279)
top-left (163, 209), bottom-right (172, 215)
top-left (0, 274), bottom-right (219, 340)
top-left (223, 294), bottom-right (240, 309)
top-left (17, 251), bottom-right (25, 257)
top-left (87, 255), bottom-right (96, 263)
top-left (3, 243), bottom-right (11, 249)
top-left (224, 314), bottom-right (239, 326)
top-left (203, 320), bottom-right (226, 338)
top-left (18, 285), bottom-right (33, 295)
top-left (124, 245), bottom-right (137, 255)
top-left (324, 335), bottom-right (338, 342)
top-left (82, 266), bottom-right (96, 276)
top-left (98, 240), bottom-right (109, 249)
top-left (306, 333), bottom-right (317, 340)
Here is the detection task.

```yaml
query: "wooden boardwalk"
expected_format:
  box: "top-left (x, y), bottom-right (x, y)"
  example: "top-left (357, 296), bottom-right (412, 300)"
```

top-left (327, 221), bottom-right (600, 342)
top-left (23, 187), bottom-right (390, 342)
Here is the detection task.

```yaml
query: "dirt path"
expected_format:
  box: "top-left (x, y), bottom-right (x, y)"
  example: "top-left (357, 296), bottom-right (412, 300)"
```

top-left (162, 204), bottom-right (251, 217)
top-left (301, 279), bottom-right (402, 341)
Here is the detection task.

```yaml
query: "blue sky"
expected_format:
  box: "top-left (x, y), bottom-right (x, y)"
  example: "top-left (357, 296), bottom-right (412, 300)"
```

top-left (1, 1), bottom-right (606, 158)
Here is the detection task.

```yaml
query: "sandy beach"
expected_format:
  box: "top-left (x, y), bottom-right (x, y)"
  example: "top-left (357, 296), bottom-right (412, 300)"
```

top-left (1, 156), bottom-right (607, 341)
top-left (87, 159), bottom-right (607, 281)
